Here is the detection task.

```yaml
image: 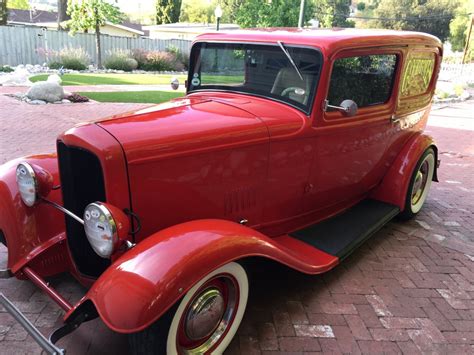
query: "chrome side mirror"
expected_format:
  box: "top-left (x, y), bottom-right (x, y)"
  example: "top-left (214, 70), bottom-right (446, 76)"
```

top-left (170, 77), bottom-right (179, 90)
top-left (323, 99), bottom-right (358, 117)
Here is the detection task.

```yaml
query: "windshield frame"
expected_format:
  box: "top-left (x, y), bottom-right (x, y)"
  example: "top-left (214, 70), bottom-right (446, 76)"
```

top-left (187, 41), bottom-right (323, 115)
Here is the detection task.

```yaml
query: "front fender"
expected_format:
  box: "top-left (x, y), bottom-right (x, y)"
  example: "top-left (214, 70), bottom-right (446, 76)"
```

top-left (371, 132), bottom-right (438, 210)
top-left (0, 155), bottom-right (69, 276)
top-left (67, 219), bottom-right (338, 333)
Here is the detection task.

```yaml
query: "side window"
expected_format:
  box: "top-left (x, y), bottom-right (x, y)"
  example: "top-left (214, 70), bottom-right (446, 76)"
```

top-left (327, 54), bottom-right (397, 110)
top-left (400, 52), bottom-right (435, 98)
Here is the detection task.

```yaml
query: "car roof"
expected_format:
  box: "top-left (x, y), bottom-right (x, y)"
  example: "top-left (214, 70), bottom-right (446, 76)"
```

top-left (195, 28), bottom-right (442, 54)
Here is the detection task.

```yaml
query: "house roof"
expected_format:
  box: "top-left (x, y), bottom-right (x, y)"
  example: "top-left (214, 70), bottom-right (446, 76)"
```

top-left (7, 9), bottom-right (146, 36)
top-left (8, 9), bottom-right (57, 24)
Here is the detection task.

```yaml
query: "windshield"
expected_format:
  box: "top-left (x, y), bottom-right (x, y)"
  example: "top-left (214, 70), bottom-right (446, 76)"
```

top-left (188, 42), bottom-right (322, 114)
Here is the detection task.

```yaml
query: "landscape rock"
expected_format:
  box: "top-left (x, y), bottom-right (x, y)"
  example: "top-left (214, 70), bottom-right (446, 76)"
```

top-left (29, 99), bottom-right (47, 105)
top-left (61, 99), bottom-right (71, 104)
top-left (47, 74), bottom-right (62, 85)
top-left (0, 68), bottom-right (32, 86)
top-left (26, 81), bottom-right (64, 103)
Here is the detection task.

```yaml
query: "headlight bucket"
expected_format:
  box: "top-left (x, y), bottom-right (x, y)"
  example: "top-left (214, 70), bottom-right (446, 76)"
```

top-left (83, 202), bottom-right (130, 258)
top-left (16, 162), bottom-right (53, 207)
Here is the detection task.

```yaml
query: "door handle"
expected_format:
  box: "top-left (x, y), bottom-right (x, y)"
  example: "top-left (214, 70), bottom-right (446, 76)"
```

top-left (390, 115), bottom-right (400, 124)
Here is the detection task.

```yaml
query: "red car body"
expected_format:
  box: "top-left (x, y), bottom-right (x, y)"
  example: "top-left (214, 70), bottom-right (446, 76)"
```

top-left (0, 29), bottom-right (442, 349)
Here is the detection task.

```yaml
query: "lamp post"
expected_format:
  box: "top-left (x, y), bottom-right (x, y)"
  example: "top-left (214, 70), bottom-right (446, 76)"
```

top-left (298, 0), bottom-right (305, 28)
top-left (215, 5), bottom-right (222, 31)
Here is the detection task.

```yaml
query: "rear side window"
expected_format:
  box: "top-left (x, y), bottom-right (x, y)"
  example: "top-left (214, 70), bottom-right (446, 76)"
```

top-left (400, 52), bottom-right (435, 98)
top-left (327, 54), bottom-right (397, 109)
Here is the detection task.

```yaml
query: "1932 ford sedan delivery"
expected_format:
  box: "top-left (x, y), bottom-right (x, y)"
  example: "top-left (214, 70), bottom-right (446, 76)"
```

top-left (0, 29), bottom-right (442, 354)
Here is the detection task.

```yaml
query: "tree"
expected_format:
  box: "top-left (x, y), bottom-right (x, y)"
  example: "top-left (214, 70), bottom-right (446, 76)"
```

top-left (364, 0), bottom-right (458, 42)
top-left (449, 0), bottom-right (474, 52)
top-left (220, 0), bottom-right (244, 24)
top-left (180, 0), bottom-right (214, 23)
top-left (156, 0), bottom-right (182, 24)
top-left (0, 0), bottom-right (7, 25)
top-left (235, 0), bottom-right (315, 28)
top-left (7, 0), bottom-right (29, 10)
top-left (58, 0), bottom-right (70, 30)
top-left (67, 0), bottom-right (123, 68)
top-left (314, 0), bottom-right (355, 28)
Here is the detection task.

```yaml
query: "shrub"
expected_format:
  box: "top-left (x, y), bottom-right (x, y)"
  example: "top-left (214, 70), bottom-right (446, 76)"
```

top-left (435, 89), bottom-right (449, 99)
top-left (167, 45), bottom-right (189, 70)
top-left (180, 52), bottom-right (190, 70)
top-left (48, 62), bottom-right (63, 70)
top-left (39, 47), bottom-right (90, 70)
top-left (454, 84), bottom-right (465, 97)
top-left (131, 48), bottom-right (148, 70)
top-left (59, 47), bottom-right (90, 70)
top-left (143, 50), bottom-right (183, 71)
top-left (0, 65), bottom-right (14, 72)
top-left (104, 49), bottom-right (138, 71)
top-left (66, 93), bottom-right (90, 103)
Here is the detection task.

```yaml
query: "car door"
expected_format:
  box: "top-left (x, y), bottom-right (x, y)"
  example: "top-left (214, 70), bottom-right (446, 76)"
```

top-left (304, 48), bottom-right (402, 212)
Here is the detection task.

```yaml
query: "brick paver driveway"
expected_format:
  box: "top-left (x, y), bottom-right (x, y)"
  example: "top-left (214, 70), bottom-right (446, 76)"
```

top-left (0, 89), bottom-right (473, 354)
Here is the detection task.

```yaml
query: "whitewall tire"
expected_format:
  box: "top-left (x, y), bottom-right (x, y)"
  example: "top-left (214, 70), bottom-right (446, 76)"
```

top-left (399, 148), bottom-right (435, 220)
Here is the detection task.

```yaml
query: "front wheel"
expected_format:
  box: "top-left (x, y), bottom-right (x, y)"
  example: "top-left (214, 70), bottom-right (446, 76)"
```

top-left (398, 148), bottom-right (435, 220)
top-left (129, 262), bottom-right (249, 355)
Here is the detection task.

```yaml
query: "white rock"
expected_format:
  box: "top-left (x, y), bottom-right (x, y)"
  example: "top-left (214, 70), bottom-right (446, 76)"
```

top-left (26, 81), bottom-right (64, 103)
top-left (0, 68), bottom-right (33, 86)
top-left (29, 99), bottom-right (47, 105)
top-left (61, 99), bottom-right (71, 103)
top-left (47, 74), bottom-right (62, 84)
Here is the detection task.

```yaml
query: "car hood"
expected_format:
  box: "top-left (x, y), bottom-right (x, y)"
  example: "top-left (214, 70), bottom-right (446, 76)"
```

top-left (97, 97), bottom-right (269, 165)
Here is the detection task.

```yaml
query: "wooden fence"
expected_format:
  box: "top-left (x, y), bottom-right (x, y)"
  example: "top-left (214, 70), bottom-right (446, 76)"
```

top-left (439, 63), bottom-right (474, 83)
top-left (0, 25), bottom-right (192, 66)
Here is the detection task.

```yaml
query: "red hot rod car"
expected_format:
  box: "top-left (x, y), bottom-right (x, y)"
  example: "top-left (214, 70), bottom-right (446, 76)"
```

top-left (0, 29), bottom-right (441, 354)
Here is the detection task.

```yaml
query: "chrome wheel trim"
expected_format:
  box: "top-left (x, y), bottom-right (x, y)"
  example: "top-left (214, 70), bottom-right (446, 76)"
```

top-left (167, 262), bottom-right (248, 355)
top-left (178, 277), bottom-right (238, 354)
top-left (184, 287), bottom-right (226, 341)
top-left (410, 153), bottom-right (435, 214)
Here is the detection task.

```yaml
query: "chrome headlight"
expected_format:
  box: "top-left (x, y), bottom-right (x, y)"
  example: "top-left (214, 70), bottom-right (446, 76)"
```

top-left (16, 163), bottom-right (38, 207)
top-left (83, 203), bottom-right (118, 259)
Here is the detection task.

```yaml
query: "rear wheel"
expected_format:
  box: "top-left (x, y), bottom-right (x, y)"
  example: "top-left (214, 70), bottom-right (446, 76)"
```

top-left (129, 262), bottom-right (248, 355)
top-left (398, 148), bottom-right (435, 220)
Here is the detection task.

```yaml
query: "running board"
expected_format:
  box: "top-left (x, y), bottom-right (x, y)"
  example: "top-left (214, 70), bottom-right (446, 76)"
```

top-left (289, 199), bottom-right (399, 260)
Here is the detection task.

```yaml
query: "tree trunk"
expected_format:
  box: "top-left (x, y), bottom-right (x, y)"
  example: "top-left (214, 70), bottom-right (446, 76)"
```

top-left (0, 0), bottom-right (8, 26)
top-left (95, 22), bottom-right (102, 68)
top-left (57, 0), bottom-right (70, 30)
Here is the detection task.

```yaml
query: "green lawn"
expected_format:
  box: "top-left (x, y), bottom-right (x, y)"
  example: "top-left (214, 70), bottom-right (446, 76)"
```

top-left (30, 73), bottom-right (245, 86)
top-left (30, 73), bottom-right (188, 86)
top-left (201, 74), bottom-right (244, 84)
top-left (78, 91), bottom-right (184, 104)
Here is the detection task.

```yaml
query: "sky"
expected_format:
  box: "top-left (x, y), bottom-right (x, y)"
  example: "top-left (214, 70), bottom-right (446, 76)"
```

top-left (114, 0), bottom-right (155, 15)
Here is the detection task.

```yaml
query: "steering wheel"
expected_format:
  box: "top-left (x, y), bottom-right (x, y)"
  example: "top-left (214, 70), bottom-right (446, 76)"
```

top-left (281, 86), bottom-right (305, 97)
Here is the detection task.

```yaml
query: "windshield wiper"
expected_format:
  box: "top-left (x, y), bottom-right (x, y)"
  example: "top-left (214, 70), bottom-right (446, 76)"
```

top-left (277, 41), bottom-right (304, 81)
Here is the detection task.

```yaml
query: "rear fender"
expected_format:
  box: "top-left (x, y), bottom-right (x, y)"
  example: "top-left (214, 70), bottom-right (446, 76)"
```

top-left (66, 219), bottom-right (338, 333)
top-left (0, 155), bottom-right (70, 276)
top-left (371, 133), bottom-right (438, 210)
